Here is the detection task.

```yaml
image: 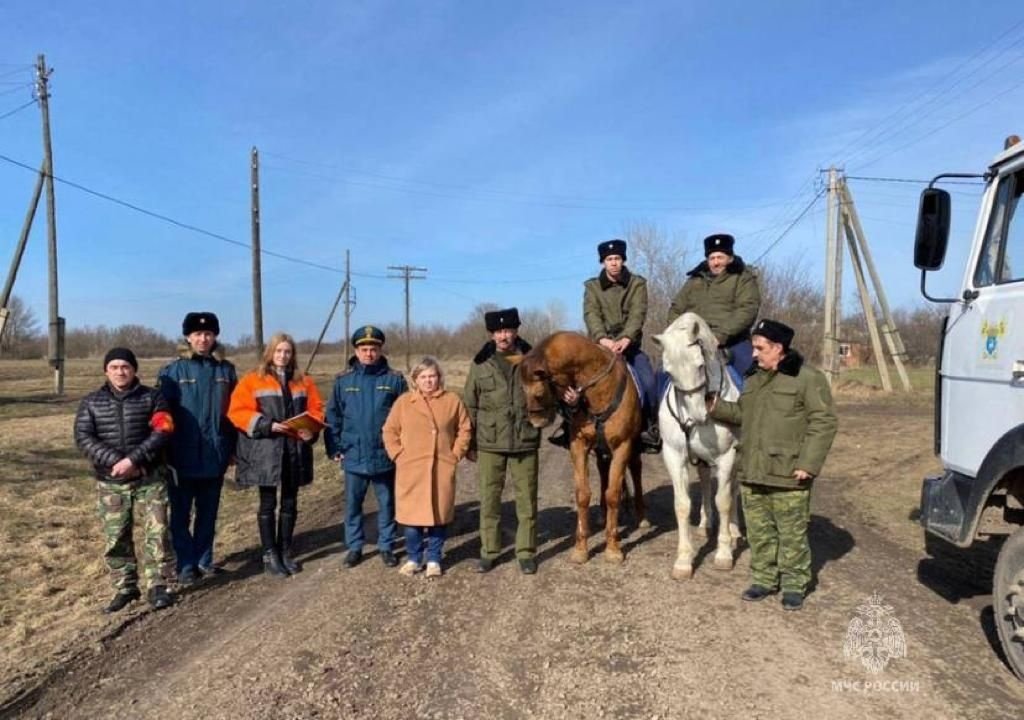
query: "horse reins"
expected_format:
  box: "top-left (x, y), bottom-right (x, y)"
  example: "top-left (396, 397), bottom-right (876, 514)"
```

top-left (665, 340), bottom-right (729, 463)
top-left (550, 349), bottom-right (630, 458)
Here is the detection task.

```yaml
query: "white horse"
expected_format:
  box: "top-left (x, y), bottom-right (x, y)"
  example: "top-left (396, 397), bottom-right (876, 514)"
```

top-left (652, 312), bottom-right (742, 580)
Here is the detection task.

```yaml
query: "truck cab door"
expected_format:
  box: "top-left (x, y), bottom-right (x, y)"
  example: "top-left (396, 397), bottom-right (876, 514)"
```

top-left (942, 166), bottom-right (1024, 476)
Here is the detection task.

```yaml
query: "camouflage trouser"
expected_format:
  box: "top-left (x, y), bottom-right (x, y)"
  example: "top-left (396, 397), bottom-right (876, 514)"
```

top-left (97, 473), bottom-right (173, 591)
top-left (740, 483), bottom-right (811, 594)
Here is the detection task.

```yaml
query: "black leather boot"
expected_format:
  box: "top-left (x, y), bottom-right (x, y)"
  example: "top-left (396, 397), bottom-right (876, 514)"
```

top-left (640, 415), bottom-right (662, 454)
top-left (258, 512), bottom-right (289, 577)
top-left (547, 420), bottom-right (571, 448)
top-left (104, 587), bottom-right (141, 614)
top-left (278, 511), bottom-right (301, 574)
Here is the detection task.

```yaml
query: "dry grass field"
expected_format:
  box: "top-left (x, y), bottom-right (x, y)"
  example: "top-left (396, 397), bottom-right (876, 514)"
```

top-left (0, 352), bottom-right (473, 700)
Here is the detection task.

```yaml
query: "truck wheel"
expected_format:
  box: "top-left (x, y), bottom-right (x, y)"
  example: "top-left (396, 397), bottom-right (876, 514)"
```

top-left (994, 526), bottom-right (1024, 680)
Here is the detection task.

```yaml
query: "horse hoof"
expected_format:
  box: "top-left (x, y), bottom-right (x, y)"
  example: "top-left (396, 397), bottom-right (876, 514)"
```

top-left (672, 565), bottom-right (693, 581)
top-left (638, 518), bottom-right (651, 530)
top-left (712, 555), bottom-right (734, 571)
top-left (568, 548), bottom-right (589, 564)
top-left (604, 549), bottom-right (624, 565)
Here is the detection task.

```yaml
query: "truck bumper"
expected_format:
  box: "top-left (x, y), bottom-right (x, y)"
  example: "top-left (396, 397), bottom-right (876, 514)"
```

top-left (920, 470), bottom-right (974, 547)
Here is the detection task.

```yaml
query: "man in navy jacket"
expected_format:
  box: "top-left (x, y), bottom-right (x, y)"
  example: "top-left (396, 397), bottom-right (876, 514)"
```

top-left (157, 312), bottom-right (237, 585)
top-left (325, 325), bottom-right (407, 568)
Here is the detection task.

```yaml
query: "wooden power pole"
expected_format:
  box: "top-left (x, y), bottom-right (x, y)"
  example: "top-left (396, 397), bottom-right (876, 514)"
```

top-left (343, 249), bottom-right (355, 349)
top-left (821, 169), bottom-right (911, 392)
top-left (839, 180), bottom-right (911, 391)
top-left (251, 146), bottom-right (264, 357)
top-left (387, 264), bottom-right (427, 372)
top-left (37, 54), bottom-right (64, 394)
top-left (822, 167), bottom-right (842, 384)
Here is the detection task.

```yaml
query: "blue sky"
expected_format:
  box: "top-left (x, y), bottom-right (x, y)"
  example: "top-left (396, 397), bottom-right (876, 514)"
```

top-left (1, 1), bottom-right (1022, 344)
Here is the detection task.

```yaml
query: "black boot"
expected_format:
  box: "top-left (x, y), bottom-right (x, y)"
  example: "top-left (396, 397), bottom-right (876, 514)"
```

top-left (258, 512), bottom-right (289, 577)
top-left (640, 415), bottom-right (661, 454)
top-left (104, 587), bottom-right (141, 614)
top-left (547, 419), bottom-right (571, 448)
top-left (278, 511), bottom-right (301, 574)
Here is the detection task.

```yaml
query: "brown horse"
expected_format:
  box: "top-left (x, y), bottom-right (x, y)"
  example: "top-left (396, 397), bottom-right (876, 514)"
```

top-left (517, 331), bottom-right (647, 564)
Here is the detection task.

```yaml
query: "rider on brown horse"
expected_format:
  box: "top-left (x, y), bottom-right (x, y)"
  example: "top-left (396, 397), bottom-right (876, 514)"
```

top-left (549, 239), bottom-right (660, 453)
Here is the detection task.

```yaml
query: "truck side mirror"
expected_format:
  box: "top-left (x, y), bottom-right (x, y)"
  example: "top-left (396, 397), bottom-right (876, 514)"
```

top-left (914, 188), bottom-right (951, 270)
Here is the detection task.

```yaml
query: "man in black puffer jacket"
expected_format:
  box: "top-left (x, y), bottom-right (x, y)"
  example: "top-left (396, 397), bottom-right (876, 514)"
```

top-left (74, 347), bottom-right (176, 613)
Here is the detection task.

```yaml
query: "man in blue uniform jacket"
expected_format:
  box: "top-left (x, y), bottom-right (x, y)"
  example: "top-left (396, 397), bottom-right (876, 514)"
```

top-left (325, 325), bottom-right (407, 568)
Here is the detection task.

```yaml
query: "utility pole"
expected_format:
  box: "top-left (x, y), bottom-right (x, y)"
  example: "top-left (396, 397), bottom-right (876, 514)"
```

top-left (839, 180), bottom-right (912, 391)
top-left (251, 146), bottom-right (264, 357)
top-left (387, 264), bottom-right (427, 372)
top-left (0, 168), bottom-right (44, 343)
top-left (37, 54), bottom-right (64, 394)
top-left (343, 249), bottom-right (355, 349)
top-left (822, 167), bottom-right (842, 385)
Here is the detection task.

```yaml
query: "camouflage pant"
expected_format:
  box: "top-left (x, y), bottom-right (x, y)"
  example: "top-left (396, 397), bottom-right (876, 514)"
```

top-left (740, 483), bottom-right (811, 594)
top-left (97, 473), bottom-right (173, 591)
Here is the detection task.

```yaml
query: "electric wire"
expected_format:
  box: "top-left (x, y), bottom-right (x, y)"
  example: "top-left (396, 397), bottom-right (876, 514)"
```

top-left (0, 99), bottom-right (37, 122)
top-left (751, 188), bottom-right (827, 264)
top-left (836, 19), bottom-right (1024, 166)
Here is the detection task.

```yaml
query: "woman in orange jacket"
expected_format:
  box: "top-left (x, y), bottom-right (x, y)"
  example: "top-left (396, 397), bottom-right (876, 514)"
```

top-left (228, 332), bottom-right (325, 577)
top-left (382, 356), bottom-right (471, 578)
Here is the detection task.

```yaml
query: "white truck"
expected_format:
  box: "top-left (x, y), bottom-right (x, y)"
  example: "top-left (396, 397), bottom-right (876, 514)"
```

top-left (916, 134), bottom-right (1024, 680)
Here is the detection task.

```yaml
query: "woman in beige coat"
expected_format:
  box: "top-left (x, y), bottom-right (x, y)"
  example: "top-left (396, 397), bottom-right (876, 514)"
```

top-left (382, 357), bottom-right (472, 578)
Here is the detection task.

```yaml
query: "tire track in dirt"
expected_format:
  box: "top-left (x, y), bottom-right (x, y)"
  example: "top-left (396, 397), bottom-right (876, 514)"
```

top-left (10, 418), bottom-right (1024, 719)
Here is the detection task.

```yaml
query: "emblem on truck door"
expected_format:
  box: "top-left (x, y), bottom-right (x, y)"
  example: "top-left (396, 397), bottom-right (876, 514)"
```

top-left (981, 318), bottom-right (1007, 360)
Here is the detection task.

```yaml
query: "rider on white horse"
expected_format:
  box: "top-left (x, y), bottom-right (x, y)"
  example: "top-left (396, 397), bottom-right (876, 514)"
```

top-left (668, 233), bottom-right (761, 389)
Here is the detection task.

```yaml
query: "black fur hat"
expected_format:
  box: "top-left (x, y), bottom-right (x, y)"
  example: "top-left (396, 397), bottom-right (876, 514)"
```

top-left (598, 239), bottom-right (627, 262)
top-left (182, 311), bottom-right (220, 336)
top-left (703, 233), bottom-right (735, 257)
top-left (752, 318), bottom-right (794, 349)
top-left (484, 308), bottom-right (521, 332)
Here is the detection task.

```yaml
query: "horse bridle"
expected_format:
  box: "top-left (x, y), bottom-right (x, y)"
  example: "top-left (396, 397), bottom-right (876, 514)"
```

top-left (666, 337), bottom-right (727, 440)
top-left (545, 348), bottom-right (620, 417)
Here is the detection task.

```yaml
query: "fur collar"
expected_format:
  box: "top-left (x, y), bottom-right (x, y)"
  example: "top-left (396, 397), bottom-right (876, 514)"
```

top-left (686, 255), bottom-right (748, 279)
top-left (777, 349), bottom-right (804, 376)
top-left (473, 337), bottom-right (533, 365)
top-left (177, 342), bottom-right (228, 362)
top-left (598, 266), bottom-right (633, 290)
top-left (746, 349), bottom-right (804, 378)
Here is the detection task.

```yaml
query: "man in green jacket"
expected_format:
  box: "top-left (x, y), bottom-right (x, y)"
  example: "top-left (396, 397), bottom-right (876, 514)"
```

top-left (669, 233), bottom-right (760, 386)
top-left (710, 319), bottom-right (838, 611)
top-left (551, 239), bottom-right (659, 451)
top-left (463, 308), bottom-right (541, 575)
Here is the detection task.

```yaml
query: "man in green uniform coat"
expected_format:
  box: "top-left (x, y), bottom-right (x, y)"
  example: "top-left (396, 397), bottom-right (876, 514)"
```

top-left (463, 308), bottom-right (541, 575)
top-left (550, 239), bottom-right (659, 451)
top-left (710, 319), bottom-right (838, 611)
top-left (669, 233), bottom-right (760, 386)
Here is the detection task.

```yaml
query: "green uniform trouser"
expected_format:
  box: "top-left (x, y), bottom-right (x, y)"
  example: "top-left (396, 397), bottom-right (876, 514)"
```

top-left (478, 450), bottom-right (539, 560)
top-left (740, 483), bottom-right (811, 594)
top-left (97, 474), bottom-right (172, 591)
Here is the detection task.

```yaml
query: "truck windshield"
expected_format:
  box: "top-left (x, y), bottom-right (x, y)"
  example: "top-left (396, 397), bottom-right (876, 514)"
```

top-left (974, 169), bottom-right (1024, 287)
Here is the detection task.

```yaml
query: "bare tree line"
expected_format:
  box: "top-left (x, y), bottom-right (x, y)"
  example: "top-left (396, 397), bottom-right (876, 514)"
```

top-left (0, 227), bottom-right (945, 366)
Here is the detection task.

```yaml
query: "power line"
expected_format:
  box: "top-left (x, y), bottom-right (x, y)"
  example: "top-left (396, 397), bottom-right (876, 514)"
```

top-left (852, 72), bottom-right (1024, 171)
top-left (0, 150), bottom-right (353, 276)
top-left (836, 19), bottom-right (1024, 165)
top-left (752, 188), bottom-right (827, 264)
top-left (0, 98), bottom-right (36, 121)
top-left (262, 155), bottom-right (799, 214)
top-left (0, 81), bottom-right (35, 98)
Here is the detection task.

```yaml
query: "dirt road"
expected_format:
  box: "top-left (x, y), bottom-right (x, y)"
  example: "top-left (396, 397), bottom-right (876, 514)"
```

top-left (4, 395), bottom-right (1023, 719)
